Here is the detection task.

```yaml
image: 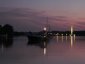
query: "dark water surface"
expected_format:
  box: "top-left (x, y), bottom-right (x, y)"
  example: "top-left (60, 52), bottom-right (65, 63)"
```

top-left (0, 36), bottom-right (85, 64)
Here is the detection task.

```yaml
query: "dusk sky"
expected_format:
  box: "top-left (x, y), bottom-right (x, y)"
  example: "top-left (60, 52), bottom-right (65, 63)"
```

top-left (0, 0), bottom-right (85, 31)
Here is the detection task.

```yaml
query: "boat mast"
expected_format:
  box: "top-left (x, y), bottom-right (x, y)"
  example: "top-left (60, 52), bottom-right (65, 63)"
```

top-left (46, 17), bottom-right (50, 31)
top-left (44, 17), bottom-right (48, 31)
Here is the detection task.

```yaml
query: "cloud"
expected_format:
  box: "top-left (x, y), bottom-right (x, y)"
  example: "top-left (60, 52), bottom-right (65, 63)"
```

top-left (68, 20), bottom-right (85, 31)
top-left (0, 7), bottom-right (85, 31)
top-left (0, 7), bottom-right (48, 31)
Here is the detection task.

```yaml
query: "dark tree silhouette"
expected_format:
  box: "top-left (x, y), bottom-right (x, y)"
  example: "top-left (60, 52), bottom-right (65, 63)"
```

top-left (0, 24), bottom-right (14, 47)
top-left (0, 25), bottom-right (2, 34)
top-left (2, 24), bottom-right (14, 35)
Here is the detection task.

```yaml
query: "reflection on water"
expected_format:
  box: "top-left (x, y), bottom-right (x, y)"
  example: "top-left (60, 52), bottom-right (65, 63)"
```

top-left (1, 44), bottom-right (3, 54)
top-left (66, 35), bottom-right (67, 41)
top-left (61, 34), bottom-right (63, 42)
top-left (28, 38), bottom-right (48, 55)
top-left (0, 36), bottom-right (13, 54)
top-left (27, 40), bottom-right (47, 49)
top-left (1, 36), bottom-right (85, 64)
top-left (0, 37), bottom-right (13, 48)
top-left (44, 48), bottom-right (46, 55)
top-left (44, 42), bottom-right (46, 55)
top-left (56, 35), bottom-right (58, 42)
top-left (70, 35), bottom-right (76, 48)
top-left (70, 35), bottom-right (73, 48)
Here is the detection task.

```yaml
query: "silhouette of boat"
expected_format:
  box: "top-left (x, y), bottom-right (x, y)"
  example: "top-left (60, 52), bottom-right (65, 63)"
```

top-left (28, 40), bottom-right (47, 48)
top-left (28, 32), bottom-right (48, 43)
top-left (28, 17), bottom-right (51, 43)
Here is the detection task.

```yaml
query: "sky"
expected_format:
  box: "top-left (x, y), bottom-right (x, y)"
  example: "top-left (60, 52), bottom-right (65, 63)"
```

top-left (0, 0), bottom-right (85, 31)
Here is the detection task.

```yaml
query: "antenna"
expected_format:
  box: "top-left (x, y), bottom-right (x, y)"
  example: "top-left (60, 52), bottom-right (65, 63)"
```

top-left (46, 17), bottom-right (50, 31)
top-left (71, 26), bottom-right (73, 36)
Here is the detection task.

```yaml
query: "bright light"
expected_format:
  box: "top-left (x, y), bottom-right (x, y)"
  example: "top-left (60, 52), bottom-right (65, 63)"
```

top-left (61, 34), bottom-right (63, 36)
top-left (71, 26), bottom-right (73, 36)
top-left (66, 34), bottom-right (67, 36)
top-left (44, 27), bottom-right (47, 31)
top-left (44, 48), bottom-right (46, 55)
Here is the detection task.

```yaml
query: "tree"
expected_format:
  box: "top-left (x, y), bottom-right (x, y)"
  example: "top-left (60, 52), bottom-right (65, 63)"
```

top-left (0, 25), bottom-right (2, 34)
top-left (2, 24), bottom-right (14, 35)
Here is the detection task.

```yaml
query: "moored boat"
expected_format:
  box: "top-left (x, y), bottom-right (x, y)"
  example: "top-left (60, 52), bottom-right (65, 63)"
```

top-left (28, 32), bottom-right (49, 43)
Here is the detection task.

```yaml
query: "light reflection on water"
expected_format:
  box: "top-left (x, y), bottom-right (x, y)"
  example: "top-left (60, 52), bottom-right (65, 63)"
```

top-left (66, 35), bottom-right (67, 41)
top-left (43, 42), bottom-right (46, 55)
top-left (0, 36), bottom-right (85, 64)
top-left (70, 36), bottom-right (73, 48)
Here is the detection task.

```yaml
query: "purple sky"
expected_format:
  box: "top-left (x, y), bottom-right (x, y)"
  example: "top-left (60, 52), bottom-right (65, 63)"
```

top-left (0, 0), bottom-right (85, 31)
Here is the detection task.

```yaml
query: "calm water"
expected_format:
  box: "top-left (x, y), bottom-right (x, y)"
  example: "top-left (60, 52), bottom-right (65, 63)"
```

top-left (0, 36), bottom-right (85, 64)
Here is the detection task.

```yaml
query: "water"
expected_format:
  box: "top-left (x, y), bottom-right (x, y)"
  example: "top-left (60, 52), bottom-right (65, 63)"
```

top-left (0, 36), bottom-right (85, 64)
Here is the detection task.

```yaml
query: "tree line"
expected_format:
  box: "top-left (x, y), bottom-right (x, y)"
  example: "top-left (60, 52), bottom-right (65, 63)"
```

top-left (0, 24), bottom-right (14, 36)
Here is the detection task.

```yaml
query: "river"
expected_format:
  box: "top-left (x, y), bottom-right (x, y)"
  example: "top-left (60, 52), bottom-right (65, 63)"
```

top-left (0, 36), bottom-right (85, 64)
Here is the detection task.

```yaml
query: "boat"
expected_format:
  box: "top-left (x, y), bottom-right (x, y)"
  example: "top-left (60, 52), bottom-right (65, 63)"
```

top-left (27, 17), bottom-right (51, 43)
top-left (28, 29), bottom-right (48, 43)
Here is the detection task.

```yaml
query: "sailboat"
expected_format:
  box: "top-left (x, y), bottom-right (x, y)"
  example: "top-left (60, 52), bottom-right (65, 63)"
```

top-left (28, 17), bottom-right (50, 43)
top-left (28, 27), bottom-right (48, 43)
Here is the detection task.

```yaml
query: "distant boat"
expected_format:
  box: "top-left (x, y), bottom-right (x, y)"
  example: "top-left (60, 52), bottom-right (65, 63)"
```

top-left (28, 17), bottom-right (51, 43)
top-left (28, 28), bottom-right (48, 43)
